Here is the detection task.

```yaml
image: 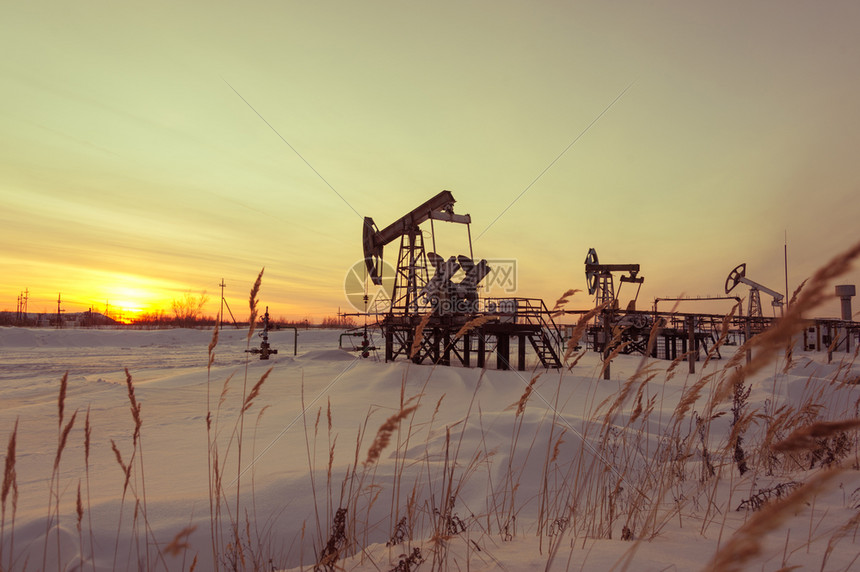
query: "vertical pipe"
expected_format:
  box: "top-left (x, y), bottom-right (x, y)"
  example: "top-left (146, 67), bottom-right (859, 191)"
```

top-left (497, 334), bottom-right (510, 370)
top-left (687, 316), bottom-right (696, 374)
top-left (784, 231), bottom-right (789, 310)
top-left (841, 298), bottom-right (853, 321)
top-left (386, 330), bottom-right (394, 362)
top-left (467, 223), bottom-right (473, 260)
top-left (518, 334), bottom-right (526, 371)
top-left (603, 311), bottom-right (611, 380)
top-left (407, 231), bottom-right (416, 314)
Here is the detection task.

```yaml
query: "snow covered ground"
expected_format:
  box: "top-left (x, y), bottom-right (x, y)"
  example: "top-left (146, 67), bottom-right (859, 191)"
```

top-left (1, 325), bottom-right (859, 571)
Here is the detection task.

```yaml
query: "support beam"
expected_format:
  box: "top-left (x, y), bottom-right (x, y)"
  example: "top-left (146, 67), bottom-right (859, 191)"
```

top-left (518, 334), bottom-right (527, 371)
top-left (497, 334), bottom-right (510, 370)
top-left (603, 313), bottom-right (612, 380)
top-left (687, 316), bottom-right (696, 374)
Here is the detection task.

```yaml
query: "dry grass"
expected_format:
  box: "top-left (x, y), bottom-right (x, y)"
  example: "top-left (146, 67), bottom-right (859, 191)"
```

top-left (703, 468), bottom-right (844, 572)
top-left (5, 337), bottom-right (859, 571)
top-left (409, 312), bottom-right (432, 360)
top-left (563, 301), bottom-right (610, 363)
top-left (242, 368), bottom-right (273, 413)
top-left (772, 419), bottom-right (860, 453)
top-left (247, 268), bottom-right (264, 341)
top-left (364, 403), bottom-right (421, 466)
top-left (0, 419), bottom-right (17, 571)
top-left (507, 374), bottom-right (540, 417)
top-left (453, 314), bottom-right (495, 340)
top-left (551, 289), bottom-right (582, 316)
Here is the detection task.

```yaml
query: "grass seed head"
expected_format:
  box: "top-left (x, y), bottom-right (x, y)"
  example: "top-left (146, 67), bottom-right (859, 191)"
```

top-left (58, 371), bottom-right (68, 428)
top-left (508, 374), bottom-right (540, 417)
top-left (208, 323), bottom-right (219, 354)
top-left (125, 368), bottom-right (142, 443)
top-left (564, 302), bottom-right (610, 362)
top-left (772, 419), bottom-right (860, 453)
top-left (410, 312), bottom-right (433, 359)
top-left (552, 288), bottom-right (581, 311)
top-left (247, 267), bottom-right (264, 341)
top-left (84, 406), bottom-right (91, 464)
top-left (704, 467), bottom-right (843, 572)
top-left (550, 429), bottom-right (567, 463)
top-left (242, 367), bottom-right (272, 412)
top-left (2, 419), bottom-right (18, 507)
top-left (54, 410), bottom-right (78, 471)
top-left (165, 525), bottom-right (198, 556)
top-left (111, 439), bottom-right (132, 492)
top-left (364, 404), bottom-right (420, 466)
top-left (454, 314), bottom-right (495, 340)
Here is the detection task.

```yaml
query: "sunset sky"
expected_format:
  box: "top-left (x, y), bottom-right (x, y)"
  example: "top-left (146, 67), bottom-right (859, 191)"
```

top-left (2, 1), bottom-right (859, 321)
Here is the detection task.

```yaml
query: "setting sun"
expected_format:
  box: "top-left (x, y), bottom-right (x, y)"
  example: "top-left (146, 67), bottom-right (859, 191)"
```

top-left (105, 287), bottom-right (157, 317)
top-left (77, 272), bottom-right (184, 322)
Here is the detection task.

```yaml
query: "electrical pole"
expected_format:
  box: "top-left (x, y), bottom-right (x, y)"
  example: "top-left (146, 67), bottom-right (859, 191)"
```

top-left (219, 278), bottom-right (226, 329)
top-left (17, 289), bottom-right (29, 325)
top-left (218, 279), bottom-right (239, 328)
top-left (56, 293), bottom-right (63, 329)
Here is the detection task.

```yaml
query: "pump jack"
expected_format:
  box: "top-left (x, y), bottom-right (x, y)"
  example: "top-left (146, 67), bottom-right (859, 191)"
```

top-left (363, 190), bottom-right (473, 316)
top-left (725, 263), bottom-right (784, 319)
top-left (361, 191), bottom-right (563, 369)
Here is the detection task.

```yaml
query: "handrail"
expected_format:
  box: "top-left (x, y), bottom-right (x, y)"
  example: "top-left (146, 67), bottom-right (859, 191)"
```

top-left (480, 297), bottom-right (564, 356)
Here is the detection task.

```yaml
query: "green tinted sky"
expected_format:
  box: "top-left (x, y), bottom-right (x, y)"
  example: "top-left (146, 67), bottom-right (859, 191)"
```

top-left (2, 1), bottom-right (859, 320)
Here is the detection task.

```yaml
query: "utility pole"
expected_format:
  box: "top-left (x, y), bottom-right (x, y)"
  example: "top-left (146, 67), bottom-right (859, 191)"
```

top-left (219, 278), bottom-right (226, 329)
top-left (218, 279), bottom-right (239, 328)
top-left (56, 293), bottom-right (64, 329)
top-left (17, 289), bottom-right (29, 324)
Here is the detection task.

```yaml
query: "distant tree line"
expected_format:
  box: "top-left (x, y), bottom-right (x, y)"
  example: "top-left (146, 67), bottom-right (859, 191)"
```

top-left (0, 311), bottom-right (119, 328)
top-left (319, 315), bottom-right (358, 328)
top-left (1, 289), bottom-right (360, 330)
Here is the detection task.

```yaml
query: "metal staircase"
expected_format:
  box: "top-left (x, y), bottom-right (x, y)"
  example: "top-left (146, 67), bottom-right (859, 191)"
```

top-left (483, 298), bottom-right (564, 368)
top-left (520, 299), bottom-right (564, 368)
